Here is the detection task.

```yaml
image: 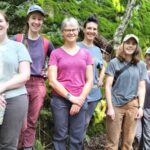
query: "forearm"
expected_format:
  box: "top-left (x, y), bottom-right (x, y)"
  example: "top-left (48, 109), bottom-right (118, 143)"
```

top-left (1, 73), bottom-right (30, 93)
top-left (80, 65), bottom-right (93, 100)
top-left (99, 65), bottom-right (105, 82)
top-left (79, 79), bottom-right (93, 100)
top-left (105, 86), bottom-right (113, 109)
top-left (0, 61), bottom-right (30, 94)
top-left (49, 79), bottom-right (69, 99)
top-left (138, 81), bottom-right (146, 108)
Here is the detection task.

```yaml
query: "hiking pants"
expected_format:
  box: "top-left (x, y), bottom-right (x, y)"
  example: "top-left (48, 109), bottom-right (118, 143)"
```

top-left (22, 76), bottom-right (46, 148)
top-left (51, 95), bottom-right (87, 150)
top-left (0, 95), bottom-right (28, 150)
top-left (85, 100), bottom-right (99, 129)
top-left (105, 98), bottom-right (138, 150)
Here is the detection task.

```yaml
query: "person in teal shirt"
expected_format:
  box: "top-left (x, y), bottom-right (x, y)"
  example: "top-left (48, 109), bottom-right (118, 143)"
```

top-left (0, 11), bottom-right (31, 150)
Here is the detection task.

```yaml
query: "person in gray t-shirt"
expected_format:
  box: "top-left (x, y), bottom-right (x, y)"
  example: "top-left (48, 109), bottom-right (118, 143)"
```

top-left (78, 16), bottom-right (105, 145)
top-left (105, 34), bottom-right (147, 150)
top-left (0, 11), bottom-right (31, 150)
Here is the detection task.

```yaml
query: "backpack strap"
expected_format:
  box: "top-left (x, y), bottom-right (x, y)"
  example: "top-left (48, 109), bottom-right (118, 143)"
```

top-left (112, 62), bottom-right (132, 87)
top-left (15, 34), bottom-right (24, 43)
top-left (16, 34), bottom-right (49, 58)
top-left (42, 37), bottom-right (49, 58)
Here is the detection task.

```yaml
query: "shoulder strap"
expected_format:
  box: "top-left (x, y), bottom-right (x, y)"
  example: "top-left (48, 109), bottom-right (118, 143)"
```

top-left (42, 37), bottom-right (49, 57)
top-left (16, 34), bottom-right (24, 43)
top-left (113, 62), bottom-right (132, 86)
top-left (16, 34), bottom-right (49, 58)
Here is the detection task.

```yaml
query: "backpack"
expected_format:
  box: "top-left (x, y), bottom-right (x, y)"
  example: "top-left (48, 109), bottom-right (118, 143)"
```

top-left (15, 34), bottom-right (49, 58)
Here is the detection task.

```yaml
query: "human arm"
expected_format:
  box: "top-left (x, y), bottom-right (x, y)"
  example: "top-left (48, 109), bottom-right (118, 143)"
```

top-left (0, 94), bottom-right (7, 108)
top-left (70, 104), bottom-right (81, 116)
top-left (48, 65), bottom-right (85, 106)
top-left (70, 64), bottom-right (93, 115)
top-left (105, 75), bottom-right (115, 120)
top-left (79, 65), bottom-right (93, 102)
top-left (0, 61), bottom-right (30, 94)
top-left (98, 65), bottom-right (106, 87)
top-left (136, 80), bottom-right (146, 119)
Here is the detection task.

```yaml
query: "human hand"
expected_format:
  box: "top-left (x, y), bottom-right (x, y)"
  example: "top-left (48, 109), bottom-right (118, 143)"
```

top-left (41, 68), bottom-right (48, 79)
top-left (107, 107), bottom-right (115, 120)
top-left (70, 104), bottom-right (81, 116)
top-left (69, 96), bottom-right (85, 107)
top-left (0, 85), bottom-right (6, 94)
top-left (0, 94), bottom-right (6, 108)
top-left (135, 108), bottom-right (143, 119)
top-left (97, 78), bottom-right (103, 87)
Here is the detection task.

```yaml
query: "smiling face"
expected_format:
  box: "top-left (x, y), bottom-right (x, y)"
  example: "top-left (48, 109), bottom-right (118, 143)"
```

top-left (123, 38), bottom-right (137, 56)
top-left (28, 12), bottom-right (44, 34)
top-left (0, 13), bottom-right (9, 37)
top-left (62, 25), bottom-right (79, 43)
top-left (83, 22), bottom-right (98, 42)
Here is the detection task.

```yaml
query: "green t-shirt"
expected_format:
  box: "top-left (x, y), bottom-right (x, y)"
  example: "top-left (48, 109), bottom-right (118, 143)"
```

top-left (0, 39), bottom-right (32, 99)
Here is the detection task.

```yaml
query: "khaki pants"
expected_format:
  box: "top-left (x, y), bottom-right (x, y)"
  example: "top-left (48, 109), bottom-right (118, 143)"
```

top-left (105, 99), bottom-right (139, 150)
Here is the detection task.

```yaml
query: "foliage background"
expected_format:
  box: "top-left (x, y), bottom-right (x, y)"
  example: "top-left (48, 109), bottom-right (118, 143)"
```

top-left (0, 0), bottom-right (150, 149)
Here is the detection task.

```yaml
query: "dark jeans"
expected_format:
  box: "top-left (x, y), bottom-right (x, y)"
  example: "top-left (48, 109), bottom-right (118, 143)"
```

top-left (0, 95), bottom-right (28, 150)
top-left (51, 95), bottom-right (87, 150)
top-left (85, 100), bottom-right (99, 129)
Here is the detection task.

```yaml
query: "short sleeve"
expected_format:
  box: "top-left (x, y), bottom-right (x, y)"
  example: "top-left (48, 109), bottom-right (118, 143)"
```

top-left (97, 48), bottom-right (103, 68)
top-left (17, 43), bottom-right (32, 63)
top-left (47, 42), bottom-right (55, 57)
top-left (105, 60), bottom-right (116, 77)
top-left (48, 50), bottom-right (58, 66)
top-left (139, 61), bottom-right (147, 81)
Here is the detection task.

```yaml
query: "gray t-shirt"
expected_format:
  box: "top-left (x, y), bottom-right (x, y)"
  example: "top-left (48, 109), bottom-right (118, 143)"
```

top-left (106, 58), bottom-right (147, 106)
top-left (77, 42), bottom-right (103, 102)
top-left (0, 39), bottom-right (32, 99)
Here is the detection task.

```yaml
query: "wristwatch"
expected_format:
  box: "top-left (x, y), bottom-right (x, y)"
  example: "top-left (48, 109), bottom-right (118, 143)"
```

top-left (66, 93), bottom-right (72, 101)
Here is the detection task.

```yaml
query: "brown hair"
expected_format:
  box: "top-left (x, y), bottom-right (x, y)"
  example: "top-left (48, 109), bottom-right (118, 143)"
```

top-left (116, 42), bottom-right (141, 64)
top-left (0, 10), bottom-right (9, 23)
top-left (23, 14), bottom-right (31, 48)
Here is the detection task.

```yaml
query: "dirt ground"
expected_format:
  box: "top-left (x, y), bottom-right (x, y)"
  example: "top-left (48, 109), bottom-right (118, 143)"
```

top-left (84, 134), bottom-right (106, 150)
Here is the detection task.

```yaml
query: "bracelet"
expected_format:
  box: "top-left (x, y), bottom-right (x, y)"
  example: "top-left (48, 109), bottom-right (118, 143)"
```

top-left (66, 93), bottom-right (72, 101)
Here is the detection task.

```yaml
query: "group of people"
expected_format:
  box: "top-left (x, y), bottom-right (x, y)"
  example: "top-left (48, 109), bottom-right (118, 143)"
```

top-left (0, 3), bottom-right (149, 150)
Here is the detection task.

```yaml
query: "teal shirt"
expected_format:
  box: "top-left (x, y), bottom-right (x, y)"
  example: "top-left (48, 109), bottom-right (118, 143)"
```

top-left (78, 42), bottom-right (103, 102)
top-left (0, 39), bottom-right (32, 99)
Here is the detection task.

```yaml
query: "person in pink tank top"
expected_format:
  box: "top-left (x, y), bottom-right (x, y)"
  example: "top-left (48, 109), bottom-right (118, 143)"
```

top-left (48, 17), bottom-right (93, 150)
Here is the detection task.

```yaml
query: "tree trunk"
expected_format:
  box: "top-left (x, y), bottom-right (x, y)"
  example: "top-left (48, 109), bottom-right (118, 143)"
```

top-left (113, 0), bottom-right (137, 50)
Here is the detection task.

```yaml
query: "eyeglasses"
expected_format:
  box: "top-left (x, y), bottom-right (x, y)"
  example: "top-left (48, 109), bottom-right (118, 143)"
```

top-left (63, 28), bottom-right (78, 33)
